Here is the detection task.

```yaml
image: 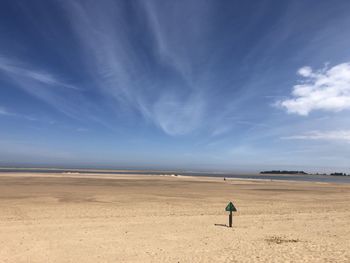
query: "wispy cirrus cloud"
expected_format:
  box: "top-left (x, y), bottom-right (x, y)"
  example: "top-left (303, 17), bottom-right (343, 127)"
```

top-left (0, 105), bottom-right (38, 121)
top-left (0, 57), bottom-right (79, 90)
top-left (62, 0), bottom-right (208, 135)
top-left (278, 62), bottom-right (350, 115)
top-left (1, 1), bottom-right (281, 137)
top-left (0, 107), bottom-right (13, 116)
top-left (282, 130), bottom-right (350, 142)
top-left (0, 56), bottom-right (85, 119)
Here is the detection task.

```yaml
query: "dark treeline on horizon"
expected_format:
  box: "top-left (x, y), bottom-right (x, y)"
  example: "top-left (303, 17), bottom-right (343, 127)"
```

top-left (260, 170), bottom-right (349, 176)
top-left (330, 172), bottom-right (348, 176)
top-left (260, 170), bottom-right (308, 175)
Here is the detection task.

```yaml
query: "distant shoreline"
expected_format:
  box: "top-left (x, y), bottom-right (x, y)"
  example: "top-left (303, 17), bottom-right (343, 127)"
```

top-left (1, 167), bottom-right (350, 184)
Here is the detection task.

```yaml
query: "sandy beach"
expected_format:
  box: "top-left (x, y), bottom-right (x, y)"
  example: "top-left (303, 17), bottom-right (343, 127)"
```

top-left (0, 172), bottom-right (349, 262)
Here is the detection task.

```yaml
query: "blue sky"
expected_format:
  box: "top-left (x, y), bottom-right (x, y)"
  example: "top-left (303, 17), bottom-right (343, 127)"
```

top-left (1, 0), bottom-right (350, 172)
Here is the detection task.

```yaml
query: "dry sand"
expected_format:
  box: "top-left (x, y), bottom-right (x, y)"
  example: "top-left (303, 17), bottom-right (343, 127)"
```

top-left (0, 172), bottom-right (349, 262)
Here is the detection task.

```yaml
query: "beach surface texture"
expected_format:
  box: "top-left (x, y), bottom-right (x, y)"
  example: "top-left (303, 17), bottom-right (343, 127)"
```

top-left (0, 172), bottom-right (349, 262)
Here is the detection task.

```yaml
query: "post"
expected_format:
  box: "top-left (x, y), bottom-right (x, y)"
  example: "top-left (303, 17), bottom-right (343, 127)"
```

top-left (225, 201), bottom-right (236, 227)
top-left (229, 210), bottom-right (232, 227)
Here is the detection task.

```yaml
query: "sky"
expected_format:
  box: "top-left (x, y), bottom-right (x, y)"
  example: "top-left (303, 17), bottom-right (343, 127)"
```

top-left (1, 0), bottom-right (350, 173)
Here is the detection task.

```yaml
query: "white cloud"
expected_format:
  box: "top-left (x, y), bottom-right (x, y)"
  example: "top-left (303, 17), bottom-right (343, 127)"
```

top-left (283, 130), bottom-right (350, 142)
top-left (278, 62), bottom-right (350, 115)
top-left (297, 66), bottom-right (312, 77)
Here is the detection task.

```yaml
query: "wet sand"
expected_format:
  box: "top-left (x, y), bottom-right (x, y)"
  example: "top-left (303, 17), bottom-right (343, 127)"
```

top-left (0, 173), bottom-right (349, 262)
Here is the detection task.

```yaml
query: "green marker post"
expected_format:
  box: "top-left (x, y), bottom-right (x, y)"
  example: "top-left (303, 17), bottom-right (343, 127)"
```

top-left (225, 201), bottom-right (237, 227)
